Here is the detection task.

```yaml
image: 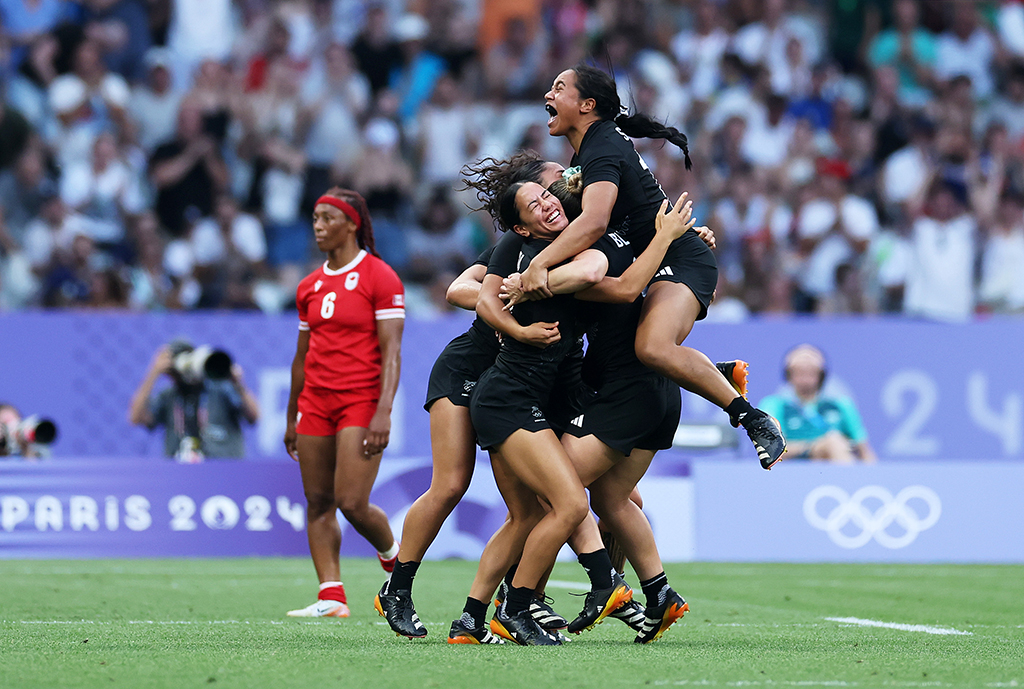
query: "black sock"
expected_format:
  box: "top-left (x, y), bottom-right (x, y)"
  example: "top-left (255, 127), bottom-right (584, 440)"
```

top-left (503, 563), bottom-right (518, 590)
top-left (725, 396), bottom-right (756, 427)
top-left (578, 549), bottom-right (615, 590)
top-left (387, 559), bottom-right (420, 593)
top-left (503, 585), bottom-right (534, 616)
top-left (640, 572), bottom-right (669, 609)
top-left (461, 596), bottom-right (489, 629)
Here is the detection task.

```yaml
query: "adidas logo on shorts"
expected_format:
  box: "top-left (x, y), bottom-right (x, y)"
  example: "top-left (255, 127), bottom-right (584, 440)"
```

top-left (654, 266), bottom-right (674, 278)
top-left (570, 415), bottom-right (584, 427)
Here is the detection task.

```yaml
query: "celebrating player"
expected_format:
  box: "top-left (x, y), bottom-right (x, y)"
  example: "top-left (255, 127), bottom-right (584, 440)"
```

top-left (522, 64), bottom-right (786, 469)
top-left (283, 187), bottom-right (404, 618)
top-left (374, 154), bottom-right (568, 642)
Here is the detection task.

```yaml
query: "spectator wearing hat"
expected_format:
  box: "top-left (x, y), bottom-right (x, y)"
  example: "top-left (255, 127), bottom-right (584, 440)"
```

top-left (794, 157), bottom-right (879, 312)
top-left (759, 344), bottom-right (877, 463)
top-left (129, 48), bottom-right (183, 153)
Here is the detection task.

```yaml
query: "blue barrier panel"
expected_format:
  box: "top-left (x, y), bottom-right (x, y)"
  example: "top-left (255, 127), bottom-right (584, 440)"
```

top-left (693, 460), bottom-right (1024, 563)
top-left (3, 313), bottom-right (1024, 462)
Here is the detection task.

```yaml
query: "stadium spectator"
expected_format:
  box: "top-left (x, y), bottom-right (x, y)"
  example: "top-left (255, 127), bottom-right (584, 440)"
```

top-left (390, 13), bottom-right (446, 126)
top-left (80, 0), bottom-right (152, 83)
top-left (868, 0), bottom-right (937, 108)
top-left (760, 344), bottom-right (877, 464)
top-left (349, 3), bottom-right (404, 96)
top-left (129, 48), bottom-right (183, 153)
top-left (128, 339), bottom-right (259, 459)
top-left (299, 42), bottom-right (370, 193)
top-left (794, 157), bottom-right (879, 312)
top-left (1, 0), bottom-right (1023, 320)
top-left (979, 190), bottom-right (1024, 314)
top-left (935, 2), bottom-right (996, 100)
top-left (148, 98), bottom-right (228, 237)
top-left (903, 176), bottom-right (978, 322)
top-left (349, 117), bottom-right (414, 272)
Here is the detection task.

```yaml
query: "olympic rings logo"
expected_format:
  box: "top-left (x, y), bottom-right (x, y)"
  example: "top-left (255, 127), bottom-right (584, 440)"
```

top-left (803, 485), bottom-right (941, 549)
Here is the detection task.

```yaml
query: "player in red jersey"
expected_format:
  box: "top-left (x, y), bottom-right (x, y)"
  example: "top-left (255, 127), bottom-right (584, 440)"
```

top-left (284, 187), bottom-right (404, 618)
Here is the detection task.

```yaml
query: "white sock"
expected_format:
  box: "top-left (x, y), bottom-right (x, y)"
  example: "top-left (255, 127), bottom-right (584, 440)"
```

top-left (378, 542), bottom-right (399, 560)
top-left (319, 581), bottom-right (343, 591)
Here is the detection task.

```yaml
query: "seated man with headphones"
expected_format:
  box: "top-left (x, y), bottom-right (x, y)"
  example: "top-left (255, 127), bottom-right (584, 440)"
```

top-left (758, 344), bottom-right (877, 464)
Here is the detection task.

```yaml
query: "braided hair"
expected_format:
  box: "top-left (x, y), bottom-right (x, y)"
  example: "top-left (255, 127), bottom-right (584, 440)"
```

top-left (459, 151), bottom-right (550, 232)
top-left (571, 63), bottom-right (692, 170)
top-left (323, 186), bottom-right (379, 257)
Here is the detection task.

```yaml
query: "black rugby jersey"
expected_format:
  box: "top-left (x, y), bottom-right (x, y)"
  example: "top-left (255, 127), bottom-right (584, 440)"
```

top-left (571, 119), bottom-right (668, 255)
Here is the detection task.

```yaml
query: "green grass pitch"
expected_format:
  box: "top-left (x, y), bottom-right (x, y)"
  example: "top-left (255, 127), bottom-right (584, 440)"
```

top-left (1, 558), bottom-right (1021, 688)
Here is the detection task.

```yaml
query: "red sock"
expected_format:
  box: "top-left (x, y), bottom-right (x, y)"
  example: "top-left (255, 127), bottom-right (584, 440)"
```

top-left (318, 585), bottom-right (347, 603)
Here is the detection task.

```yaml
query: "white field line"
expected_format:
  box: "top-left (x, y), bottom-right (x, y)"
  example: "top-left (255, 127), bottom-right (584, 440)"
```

top-left (826, 616), bottom-right (973, 636)
top-left (545, 579), bottom-right (589, 590)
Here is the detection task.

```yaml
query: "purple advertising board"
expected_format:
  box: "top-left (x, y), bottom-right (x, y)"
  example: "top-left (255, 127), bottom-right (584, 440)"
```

top-left (692, 461), bottom-right (1024, 562)
top-left (2, 313), bottom-right (1024, 462)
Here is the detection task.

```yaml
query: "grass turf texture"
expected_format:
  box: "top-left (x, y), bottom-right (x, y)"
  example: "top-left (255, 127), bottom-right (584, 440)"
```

top-left (1, 559), bottom-right (1021, 689)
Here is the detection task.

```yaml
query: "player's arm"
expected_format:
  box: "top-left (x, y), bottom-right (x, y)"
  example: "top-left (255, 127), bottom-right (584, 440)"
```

top-left (283, 329), bottom-right (310, 461)
top-left (520, 181), bottom-right (618, 296)
top-left (365, 317), bottom-right (403, 457)
top-left (577, 193), bottom-right (694, 304)
top-left (477, 273), bottom-right (560, 349)
top-left (446, 263), bottom-right (488, 310)
top-left (502, 250), bottom-right (608, 308)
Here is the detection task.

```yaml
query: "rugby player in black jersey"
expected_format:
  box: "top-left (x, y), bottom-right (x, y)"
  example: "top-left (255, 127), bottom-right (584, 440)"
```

top-left (520, 64), bottom-right (786, 470)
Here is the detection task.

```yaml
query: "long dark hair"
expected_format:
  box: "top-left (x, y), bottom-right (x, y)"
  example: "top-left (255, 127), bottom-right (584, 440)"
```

top-left (459, 151), bottom-right (549, 232)
top-left (572, 63), bottom-right (692, 170)
top-left (323, 186), bottom-right (378, 257)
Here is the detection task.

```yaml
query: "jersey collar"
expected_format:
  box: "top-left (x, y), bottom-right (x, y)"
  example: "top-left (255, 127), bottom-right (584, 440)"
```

top-left (323, 249), bottom-right (367, 276)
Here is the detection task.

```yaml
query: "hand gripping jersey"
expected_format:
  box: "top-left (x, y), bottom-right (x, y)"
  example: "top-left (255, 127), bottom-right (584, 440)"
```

top-left (296, 250), bottom-right (405, 391)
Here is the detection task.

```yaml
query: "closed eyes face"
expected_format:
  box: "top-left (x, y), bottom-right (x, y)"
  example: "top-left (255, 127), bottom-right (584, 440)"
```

top-left (513, 181), bottom-right (569, 240)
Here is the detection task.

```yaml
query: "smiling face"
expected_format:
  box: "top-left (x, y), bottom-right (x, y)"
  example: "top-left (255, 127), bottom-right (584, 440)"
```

top-left (312, 202), bottom-right (356, 252)
top-left (544, 69), bottom-right (586, 136)
top-left (512, 181), bottom-right (569, 240)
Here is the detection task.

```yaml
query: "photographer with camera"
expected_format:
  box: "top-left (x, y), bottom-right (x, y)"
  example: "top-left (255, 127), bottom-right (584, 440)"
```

top-left (0, 403), bottom-right (58, 459)
top-left (128, 339), bottom-right (260, 461)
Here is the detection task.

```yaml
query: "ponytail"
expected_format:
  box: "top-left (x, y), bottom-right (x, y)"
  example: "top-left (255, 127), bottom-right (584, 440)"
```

top-left (571, 63), bottom-right (692, 170)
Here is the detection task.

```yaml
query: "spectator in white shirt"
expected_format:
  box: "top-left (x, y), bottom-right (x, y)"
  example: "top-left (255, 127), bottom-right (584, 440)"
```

top-left (795, 158), bottom-right (879, 310)
top-left (670, 0), bottom-right (730, 102)
top-left (130, 48), bottom-right (183, 154)
top-left (978, 191), bottom-right (1024, 313)
top-left (904, 179), bottom-right (977, 321)
top-left (935, 3), bottom-right (996, 100)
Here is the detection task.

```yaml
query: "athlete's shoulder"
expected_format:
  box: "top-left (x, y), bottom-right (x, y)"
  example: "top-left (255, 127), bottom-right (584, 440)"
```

top-left (363, 253), bottom-right (404, 285)
top-left (296, 265), bottom-right (326, 298)
top-left (298, 264), bottom-right (324, 288)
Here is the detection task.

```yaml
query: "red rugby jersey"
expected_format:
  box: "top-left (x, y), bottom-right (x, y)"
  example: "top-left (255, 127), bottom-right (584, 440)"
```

top-left (296, 250), bottom-right (405, 391)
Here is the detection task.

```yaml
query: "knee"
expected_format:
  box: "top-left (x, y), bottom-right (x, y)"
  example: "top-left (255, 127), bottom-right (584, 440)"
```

top-left (557, 493), bottom-right (590, 531)
top-left (336, 493), bottom-right (370, 522)
top-left (635, 336), bottom-right (671, 373)
top-left (304, 491), bottom-right (335, 520)
top-left (428, 477), bottom-right (470, 513)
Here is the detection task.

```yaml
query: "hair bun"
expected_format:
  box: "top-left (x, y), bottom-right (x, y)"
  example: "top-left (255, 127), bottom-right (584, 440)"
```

top-left (562, 166), bottom-right (584, 195)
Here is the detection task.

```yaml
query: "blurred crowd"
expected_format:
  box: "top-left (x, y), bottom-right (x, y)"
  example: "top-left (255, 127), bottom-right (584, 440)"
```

top-left (1, 0), bottom-right (1023, 320)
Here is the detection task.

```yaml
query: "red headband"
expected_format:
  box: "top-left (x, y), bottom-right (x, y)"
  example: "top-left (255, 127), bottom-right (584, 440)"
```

top-left (315, 195), bottom-right (362, 229)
